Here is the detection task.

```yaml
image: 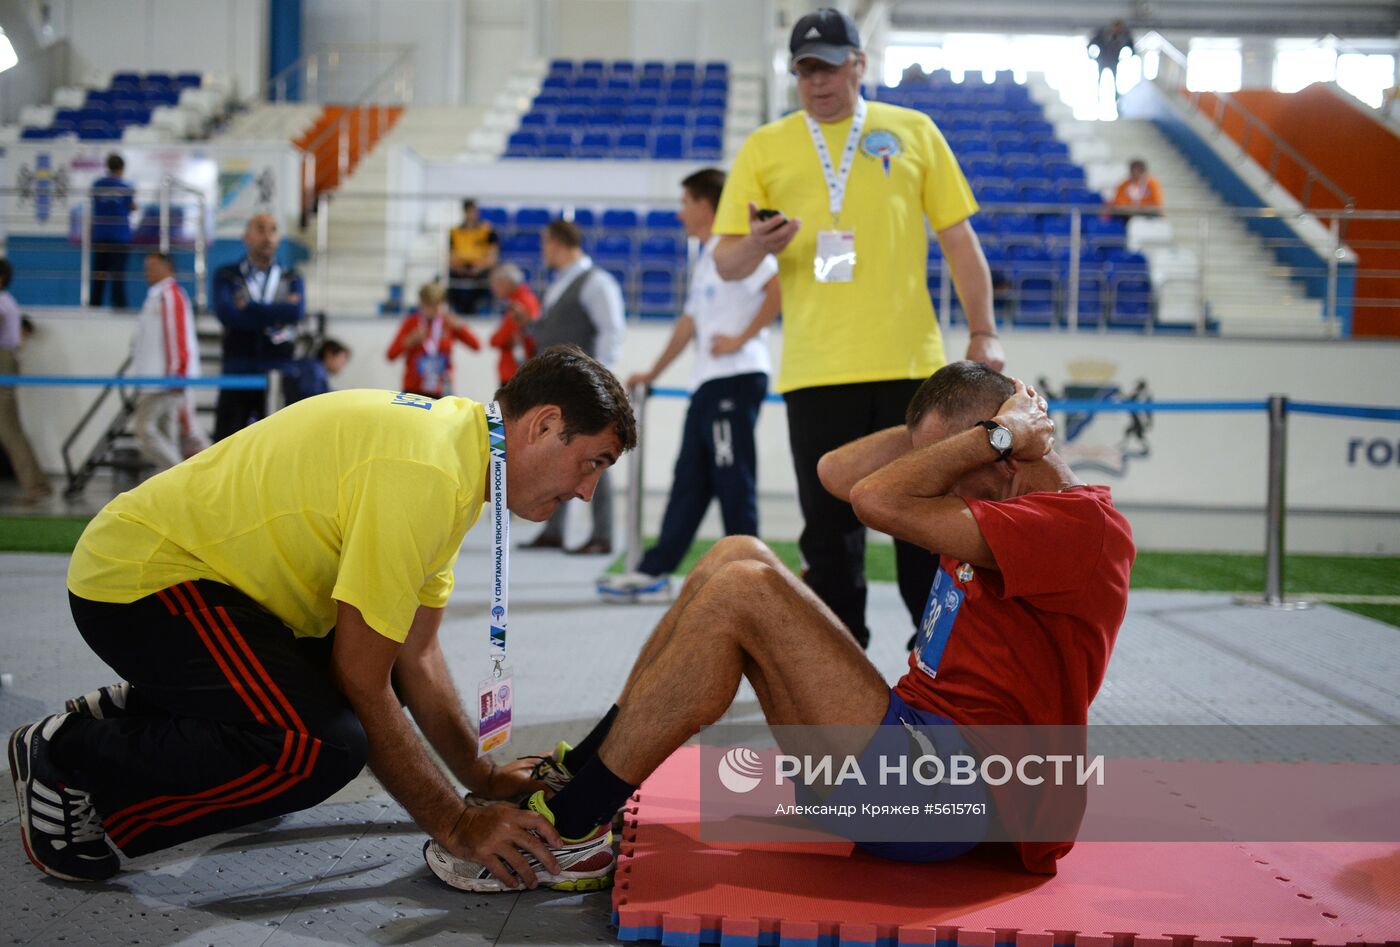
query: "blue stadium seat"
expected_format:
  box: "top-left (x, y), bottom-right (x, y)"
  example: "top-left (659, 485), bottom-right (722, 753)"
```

top-left (570, 208), bottom-right (597, 230)
top-left (549, 59), bottom-right (573, 74)
top-left (175, 72), bottom-right (202, 89)
top-left (541, 132), bottom-right (574, 158)
top-left (690, 132), bottom-right (722, 159)
top-left (1109, 273), bottom-right (1153, 326)
top-left (638, 76), bottom-right (663, 91)
top-left (20, 126), bottom-right (55, 139)
top-left (479, 207), bottom-right (509, 227)
top-left (611, 61), bottom-right (636, 76)
top-left (554, 110), bottom-right (587, 129)
top-left (578, 132), bottom-right (613, 158)
top-left (593, 234), bottom-right (634, 265)
top-left (697, 94), bottom-right (726, 110)
top-left (503, 233), bottom-right (542, 260)
top-left (645, 210), bottom-right (683, 234)
top-left (514, 207), bottom-right (552, 229)
top-left (79, 120), bottom-right (118, 140)
top-left (640, 235), bottom-right (681, 262)
top-left (605, 76), bottom-right (633, 91)
top-left (641, 61), bottom-right (666, 75)
top-left (657, 110), bottom-right (689, 128)
top-left (652, 132), bottom-right (685, 159)
top-left (580, 59), bottom-right (606, 74)
top-left (701, 77), bottom-right (728, 93)
top-left (504, 131), bottom-right (539, 157)
top-left (602, 209), bottom-right (639, 231)
top-left (694, 112), bottom-right (724, 130)
top-left (520, 111), bottom-right (549, 128)
top-left (668, 78), bottom-right (696, 94)
top-left (533, 92), bottom-right (564, 108)
top-left (621, 110), bottom-right (654, 128)
top-left (704, 61), bottom-right (728, 76)
top-left (112, 71), bottom-right (142, 85)
top-left (672, 62), bottom-right (697, 78)
top-left (573, 75), bottom-right (601, 91)
top-left (631, 93), bottom-right (661, 108)
top-left (542, 76), bottom-right (569, 90)
top-left (616, 132), bottom-right (648, 159)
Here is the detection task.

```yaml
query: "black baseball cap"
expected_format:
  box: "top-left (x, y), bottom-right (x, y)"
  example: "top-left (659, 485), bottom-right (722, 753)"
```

top-left (789, 8), bottom-right (862, 67)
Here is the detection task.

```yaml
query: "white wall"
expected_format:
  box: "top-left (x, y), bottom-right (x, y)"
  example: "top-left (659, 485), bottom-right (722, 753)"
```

top-left (306, 0), bottom-right (464, 105)
top-left (61, 0), bottom-right (266, 99)
top-left (14, 313), bottom-right (1400, 554)
top-left (540, 0), bottom-right (769, 68)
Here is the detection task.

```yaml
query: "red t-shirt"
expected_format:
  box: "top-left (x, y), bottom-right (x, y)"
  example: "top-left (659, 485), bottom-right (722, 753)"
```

top-left (488, 284), bottom-right (540, 384)
top-left (385, 311), bottom-right (481, 397)
top-left (892, 485), bottom-right (1135, 872)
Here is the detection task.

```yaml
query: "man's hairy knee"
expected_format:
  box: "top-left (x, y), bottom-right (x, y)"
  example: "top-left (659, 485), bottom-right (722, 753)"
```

top-left (708, 535), bottom-right (779, 566)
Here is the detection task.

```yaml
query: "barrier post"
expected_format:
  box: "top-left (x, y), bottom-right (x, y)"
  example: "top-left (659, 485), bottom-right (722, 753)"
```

top-left (158, 176), bottom-right (172, 254)
top-left (316, 193), bottom-right (330, 310)
top-left (265, 369), bottom-right (283, 419)
top-left (1236, 394), bottom-right (1312, 610)
top-left (192, 193), bottom-right (208, 311)
top-left (79, 198), bottom-right (92, 308)
top-left (625, 382), bottom-right (648, 573)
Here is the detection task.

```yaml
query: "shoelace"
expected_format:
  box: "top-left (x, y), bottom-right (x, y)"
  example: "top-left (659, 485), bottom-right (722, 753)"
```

top-left (65, 787), bottom-right (106, 845)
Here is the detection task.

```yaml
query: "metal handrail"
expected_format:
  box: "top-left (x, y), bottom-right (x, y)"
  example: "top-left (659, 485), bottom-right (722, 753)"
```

top-left (1138, 31), bottom-right (1355, 212)
top-left (256, 43), bottom-right (412, 106)
top-left (298, 46), bottom-right (415, 210)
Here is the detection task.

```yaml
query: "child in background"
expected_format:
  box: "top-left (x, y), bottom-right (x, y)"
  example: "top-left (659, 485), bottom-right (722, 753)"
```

top-left (283, 338), bottom-right (351, 404)
top-left (386, 282), bottom-right (481, 398)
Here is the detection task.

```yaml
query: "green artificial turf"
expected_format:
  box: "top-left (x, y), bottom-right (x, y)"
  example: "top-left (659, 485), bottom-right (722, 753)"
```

top-left (607, 539), bottom-right (1399, 627)
top-left (0, 515), bottom-right (92, 553)
top-left (5, 517), bottom-right (1394, 627)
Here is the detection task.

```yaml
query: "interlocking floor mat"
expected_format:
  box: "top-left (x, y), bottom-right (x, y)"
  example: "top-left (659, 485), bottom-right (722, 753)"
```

top-left (612, 747), bottom-right (1398, 946)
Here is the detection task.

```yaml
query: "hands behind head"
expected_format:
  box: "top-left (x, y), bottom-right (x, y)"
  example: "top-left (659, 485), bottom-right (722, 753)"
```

top-left (747, 202), bottom-right (801, 255)
top-left (994, 379), bottom-right (1055, 460)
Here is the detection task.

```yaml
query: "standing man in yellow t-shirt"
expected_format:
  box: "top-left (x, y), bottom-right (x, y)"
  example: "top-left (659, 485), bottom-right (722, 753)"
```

top-left (8, 347), bottom-right (634, 892)
top-left (448, 198), bottom-right (500, 315)
top-left (712, 8), bottom-right (1005, 650)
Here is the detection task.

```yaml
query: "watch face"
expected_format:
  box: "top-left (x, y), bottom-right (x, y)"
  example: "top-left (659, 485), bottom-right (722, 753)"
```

top-left (990, 427), bottom-right (1012, 452)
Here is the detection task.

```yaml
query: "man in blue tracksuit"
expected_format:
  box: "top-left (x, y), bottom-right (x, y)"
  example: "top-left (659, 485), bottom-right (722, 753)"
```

top-left (212, 213), bottom-right (305, 439)
top-left (89, 154), bottom-right (136, 309)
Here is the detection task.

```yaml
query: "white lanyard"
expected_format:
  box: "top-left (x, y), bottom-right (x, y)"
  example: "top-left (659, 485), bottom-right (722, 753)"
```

top-left (244, 263), bottom-right (282, 304)
top-left (804, 97), bottom-right (867, 226)
top-left (422, 315), bottom-right (444, 356)
top-left (485, 400), bottom-right (509, 676)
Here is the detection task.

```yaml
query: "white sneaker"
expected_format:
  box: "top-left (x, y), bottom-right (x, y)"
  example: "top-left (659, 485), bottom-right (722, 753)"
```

top-left (597, 571), bottom-right (673, 604)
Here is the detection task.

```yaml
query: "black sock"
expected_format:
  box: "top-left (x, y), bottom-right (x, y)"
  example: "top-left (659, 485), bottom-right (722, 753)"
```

top-left (545, 754), bottom-right (636, 839)
top-left (562, 704), bottom-right (618, 773)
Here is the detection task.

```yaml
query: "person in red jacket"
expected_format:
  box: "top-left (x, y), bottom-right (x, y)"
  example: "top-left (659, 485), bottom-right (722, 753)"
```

top-left (487, 264), bottom-right (540, 385)
top-left (386, 282), bottom-right (481, 398)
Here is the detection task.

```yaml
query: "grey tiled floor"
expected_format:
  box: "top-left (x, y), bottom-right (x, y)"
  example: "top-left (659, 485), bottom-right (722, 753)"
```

top-left (2, 505), bottom-right (1398, 944)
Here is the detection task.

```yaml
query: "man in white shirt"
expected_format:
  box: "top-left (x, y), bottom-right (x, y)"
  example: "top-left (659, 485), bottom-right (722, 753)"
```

top-left (525, 219), bottom-right (627, 555)
top-left (600, 170), bottom-right (780, 602)
top-left (130, 252), bottom-right (209, 472)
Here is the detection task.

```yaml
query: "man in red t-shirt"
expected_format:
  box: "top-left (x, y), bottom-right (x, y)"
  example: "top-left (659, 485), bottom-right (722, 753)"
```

top-left (424, 361), bottom-right (1135, 892)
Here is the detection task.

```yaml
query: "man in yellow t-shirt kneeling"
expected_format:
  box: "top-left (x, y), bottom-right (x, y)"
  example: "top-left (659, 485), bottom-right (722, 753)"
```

top-left (8, 346), bottom-right (634, 892)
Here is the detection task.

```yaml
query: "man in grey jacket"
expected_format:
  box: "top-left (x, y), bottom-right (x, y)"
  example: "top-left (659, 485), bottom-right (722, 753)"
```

top-left (524, 219), bottom-right (626, 555)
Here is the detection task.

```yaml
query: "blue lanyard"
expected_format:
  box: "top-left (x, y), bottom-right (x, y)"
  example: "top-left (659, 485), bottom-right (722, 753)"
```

top-left (485, 400), bottom-right (509, 676)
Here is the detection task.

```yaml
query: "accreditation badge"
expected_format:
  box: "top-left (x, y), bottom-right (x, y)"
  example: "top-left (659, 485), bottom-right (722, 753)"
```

top-left (477, 667), bottom-right (514, 754)
top-left (814, 230), bottom-right (856, 283)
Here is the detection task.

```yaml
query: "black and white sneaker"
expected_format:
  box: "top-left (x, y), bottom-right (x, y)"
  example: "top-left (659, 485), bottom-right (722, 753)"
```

top-left (423, 792), bottom-right (613, 893)
top-left (64, 681), bottom-right (131, 719)
top-left (8, 714), bottom-right (120, 881)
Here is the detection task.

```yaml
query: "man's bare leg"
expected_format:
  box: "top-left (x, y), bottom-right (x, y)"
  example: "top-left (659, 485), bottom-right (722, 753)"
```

top-left (540, 536), bottom-right (888, 839)
top-left (602, 539), bottom-right (889, 784)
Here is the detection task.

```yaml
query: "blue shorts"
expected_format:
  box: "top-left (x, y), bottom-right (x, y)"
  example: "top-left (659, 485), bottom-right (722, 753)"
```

top-left (795, 690), bottom-right (990, 863)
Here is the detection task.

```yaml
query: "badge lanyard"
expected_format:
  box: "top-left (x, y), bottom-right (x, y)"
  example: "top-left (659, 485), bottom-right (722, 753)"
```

top-left (803, 97), bottom-right (867, 228)
top-left (422, 314), bottom-right (444, 356)
top-left (805, 98), bottom-right (864, 282)
top-left (243, 261), bottom-right (282, 304)
top-left (478, 400), bottom-right (514, 753)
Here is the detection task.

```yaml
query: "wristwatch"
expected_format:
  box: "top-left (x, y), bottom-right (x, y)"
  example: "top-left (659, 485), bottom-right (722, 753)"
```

top-left (977, 420), bottom-right (1013, 461)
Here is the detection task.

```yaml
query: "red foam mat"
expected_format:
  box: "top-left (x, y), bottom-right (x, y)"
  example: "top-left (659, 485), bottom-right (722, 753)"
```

top-left (612, 747), bottom-right (1399, 946)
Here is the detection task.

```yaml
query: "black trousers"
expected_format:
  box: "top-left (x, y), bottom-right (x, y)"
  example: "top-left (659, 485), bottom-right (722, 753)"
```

top-left (52, 581), bottom-right (367, 857)
top-left (90, 244), bottom-right (130, 309)
top-left (638, 372), bottom-right (767, 576)
top-left (784, 380), bottom-right (937, 649)
top-left (214, 387), bottom-right (270, 441)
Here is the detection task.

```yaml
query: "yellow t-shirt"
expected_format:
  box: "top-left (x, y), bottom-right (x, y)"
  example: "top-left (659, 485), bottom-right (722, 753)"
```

top-left (67, 390), bottom-right (489, 643)
top-left (714, 101), bottom-right (977, 394)
top-left (450, 223), bottom-right (496, 267)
